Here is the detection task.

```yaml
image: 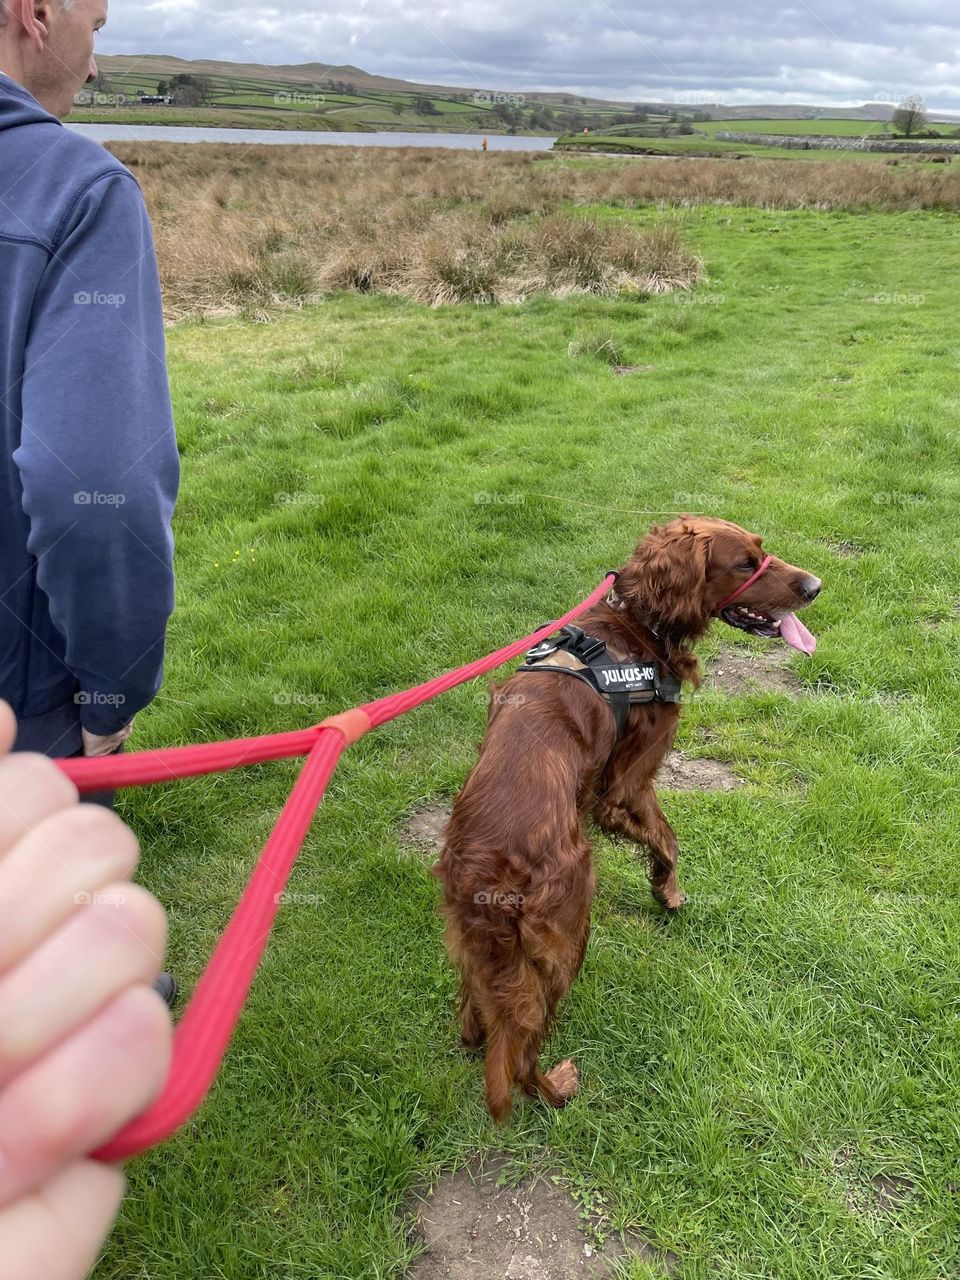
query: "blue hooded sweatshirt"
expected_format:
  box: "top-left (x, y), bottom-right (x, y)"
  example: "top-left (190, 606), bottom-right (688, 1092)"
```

top-left (0, 73), bottom-right (179, 755)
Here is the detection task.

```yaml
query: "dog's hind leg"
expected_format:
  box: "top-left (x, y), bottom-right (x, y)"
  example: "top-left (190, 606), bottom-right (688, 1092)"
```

top-left (515, 917), bottom-right (588, 1109)
top-left (459, 979), bottom-right (486, 1050)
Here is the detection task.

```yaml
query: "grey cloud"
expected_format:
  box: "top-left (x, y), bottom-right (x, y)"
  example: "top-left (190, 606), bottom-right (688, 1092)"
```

top-left (98, 1), bottom-right (960, 112)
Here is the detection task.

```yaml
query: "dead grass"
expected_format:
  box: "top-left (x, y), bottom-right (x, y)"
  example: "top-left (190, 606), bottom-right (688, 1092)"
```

top-left (109, 142), bottom-right (960, 320)
top-left (112, 144), bottom-right (705, 318)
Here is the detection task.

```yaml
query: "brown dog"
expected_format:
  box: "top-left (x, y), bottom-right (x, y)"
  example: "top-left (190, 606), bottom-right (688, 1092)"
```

top-left (433, 517), bottom-right (821, 1121)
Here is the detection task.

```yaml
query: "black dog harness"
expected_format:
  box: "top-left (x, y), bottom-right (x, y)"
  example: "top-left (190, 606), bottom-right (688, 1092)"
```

top-left (516, 623), bottom-right (682, 749)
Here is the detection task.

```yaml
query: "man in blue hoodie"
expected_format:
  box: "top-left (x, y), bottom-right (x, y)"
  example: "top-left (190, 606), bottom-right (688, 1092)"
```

top-left (0, 0), bottom-right (179, 779)
top-left (1, 1), bottom-right (179, 1009)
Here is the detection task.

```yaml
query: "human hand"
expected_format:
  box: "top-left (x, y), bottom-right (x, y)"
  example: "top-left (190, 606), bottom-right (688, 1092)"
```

top-left (0, 701), bottom-right (172, 1280)
top-left (81, 721), bottom-right (134, 758)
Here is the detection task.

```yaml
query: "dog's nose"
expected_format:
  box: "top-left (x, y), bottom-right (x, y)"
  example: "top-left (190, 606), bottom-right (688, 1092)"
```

top-left (799, 576), bottom-right (822, 603)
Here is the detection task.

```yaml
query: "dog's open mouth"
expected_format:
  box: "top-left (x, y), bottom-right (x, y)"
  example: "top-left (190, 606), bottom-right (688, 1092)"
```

top-left (721, 606), bottom-right (816, 655)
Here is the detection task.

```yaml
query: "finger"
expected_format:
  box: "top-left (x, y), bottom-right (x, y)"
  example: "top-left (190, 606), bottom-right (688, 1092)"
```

top-left (0, 754), bottom-right (77, 863)
top-left (0, 703), bottom-right (15, 758)
top-left (0, 984), bottom-right (171, 1207)
top-left (0, 1160), bottom-right (125, 1280)
top-left (0, 805), bottom-right (140, 975)
top-left (0, 885), bottom-right (166, 1086)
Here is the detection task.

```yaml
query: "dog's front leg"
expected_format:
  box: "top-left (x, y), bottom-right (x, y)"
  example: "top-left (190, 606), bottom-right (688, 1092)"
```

top-left (594, 786), bottom-right (686, 912)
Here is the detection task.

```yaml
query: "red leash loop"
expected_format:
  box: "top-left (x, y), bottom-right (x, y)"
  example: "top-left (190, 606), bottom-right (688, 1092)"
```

top-left (714, 554), bottom-right (773, 613)
top-left (59, 575), bottom-right (616, 1162)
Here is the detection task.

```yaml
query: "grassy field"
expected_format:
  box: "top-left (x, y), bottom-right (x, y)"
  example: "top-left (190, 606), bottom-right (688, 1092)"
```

top-left (77, 66), bottom-right (610, 135)
top-left (92, 154), bottom-right (960, 1279)
top-left (554, 134), bottom-right (849, 160)
top-left (555, 133), bottom-right (957, 161)
top-left (105, 143), bottom-right (960, 325)
top-left (69, 105), bottom-right (349, 130)
top-left (696, 118), bottom-right (896, 137)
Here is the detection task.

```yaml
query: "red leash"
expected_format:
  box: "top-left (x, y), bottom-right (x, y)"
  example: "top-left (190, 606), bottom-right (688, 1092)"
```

top-left (57, 575), bottom-right (616, 1162)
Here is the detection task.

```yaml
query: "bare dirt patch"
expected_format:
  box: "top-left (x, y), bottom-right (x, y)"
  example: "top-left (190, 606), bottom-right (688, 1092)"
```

top-left (706, 647), bottom-right (803, 696)
top-left (833, 1147), bottom-right (915, 1218)
top-left (872, 1174), bottom-right (914, 1213)
top-left (656, 750), bottom-right (742, 792)
top-left (820, 539), bottom-right (865, 559)
top-left (409, 1156), bottom-right (676, 1279)
top-left (402, 804), bottom-right (452, 860)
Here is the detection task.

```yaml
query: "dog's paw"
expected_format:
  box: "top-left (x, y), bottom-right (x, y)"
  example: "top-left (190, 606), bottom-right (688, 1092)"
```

top-left (546, 1059), bottom-right (580, 1104)
top-left (654, 885), bottom-right (687, 913)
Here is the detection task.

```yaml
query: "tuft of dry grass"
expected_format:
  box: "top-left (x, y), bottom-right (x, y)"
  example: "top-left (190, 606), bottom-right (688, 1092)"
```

top-left (112, 144), bottom-right (705, 319)
top-left (110, 141), bottom-right (960, 320)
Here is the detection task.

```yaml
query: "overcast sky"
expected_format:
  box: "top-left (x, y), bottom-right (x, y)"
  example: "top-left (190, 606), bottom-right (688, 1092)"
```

top-left (98, 1), bottom-right (960, 112)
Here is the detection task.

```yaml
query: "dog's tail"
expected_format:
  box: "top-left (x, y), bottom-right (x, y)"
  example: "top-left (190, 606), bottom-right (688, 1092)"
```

top-left (484, 1023), bottom-right (520, 1122)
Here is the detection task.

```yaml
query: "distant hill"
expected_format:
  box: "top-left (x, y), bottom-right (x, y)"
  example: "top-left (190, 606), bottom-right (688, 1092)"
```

top-left (95, 53), bottom-right (636, 110)
top-left (94, 55), bottom-right (960, 123)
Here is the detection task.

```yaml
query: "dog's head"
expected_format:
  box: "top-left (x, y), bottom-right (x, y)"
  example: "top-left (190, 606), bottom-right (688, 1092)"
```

top-left (615, 516), bottom-right (821, 652)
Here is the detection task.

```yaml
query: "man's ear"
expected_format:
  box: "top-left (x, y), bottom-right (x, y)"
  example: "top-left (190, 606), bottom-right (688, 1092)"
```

top-left (11, 0), bottom-right (50, 50)
top-left (615, 523), bottom-right (710, 632)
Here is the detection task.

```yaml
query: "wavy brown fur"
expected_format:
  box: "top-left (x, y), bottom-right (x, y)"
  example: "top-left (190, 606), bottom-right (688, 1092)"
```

top-left (433, 516), bottom-right (820, 1120)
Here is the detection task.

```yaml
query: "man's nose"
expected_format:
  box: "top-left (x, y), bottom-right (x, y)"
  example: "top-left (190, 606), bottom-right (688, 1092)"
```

top-left (87, 58), bottom-right (98, 84)
top-left (798, 575), bottom-right (822, 603)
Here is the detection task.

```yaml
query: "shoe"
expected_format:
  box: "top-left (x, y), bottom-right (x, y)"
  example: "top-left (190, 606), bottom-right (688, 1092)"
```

top-left (153, 972), bottom-right (178, 1008)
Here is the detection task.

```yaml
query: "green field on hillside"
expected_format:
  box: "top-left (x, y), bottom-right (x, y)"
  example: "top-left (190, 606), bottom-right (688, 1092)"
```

top-left (554, 133), bottom-right (895, 161)
top-left (77, 68), bottom-right (624, 134)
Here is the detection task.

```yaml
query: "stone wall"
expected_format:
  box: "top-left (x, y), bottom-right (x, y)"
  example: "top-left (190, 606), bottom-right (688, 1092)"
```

top-left (715, 131), bottom-right (960, 154)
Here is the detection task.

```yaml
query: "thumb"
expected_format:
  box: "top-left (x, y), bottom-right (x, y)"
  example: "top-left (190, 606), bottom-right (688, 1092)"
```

top-left (0, 703), bottom-right (16, 759)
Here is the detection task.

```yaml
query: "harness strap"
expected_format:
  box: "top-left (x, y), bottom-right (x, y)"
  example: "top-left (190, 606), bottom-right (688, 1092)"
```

top-left (516, 625), bottom-right (681, 769)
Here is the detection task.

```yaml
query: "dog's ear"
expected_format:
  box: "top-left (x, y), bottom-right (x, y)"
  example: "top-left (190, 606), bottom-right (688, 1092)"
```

top-left (615, 521), bottom-right (711, 634)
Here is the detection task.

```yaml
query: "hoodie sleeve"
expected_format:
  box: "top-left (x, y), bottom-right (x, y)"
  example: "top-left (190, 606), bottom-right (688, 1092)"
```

top-left (13, 170), bottom-right (180, 736)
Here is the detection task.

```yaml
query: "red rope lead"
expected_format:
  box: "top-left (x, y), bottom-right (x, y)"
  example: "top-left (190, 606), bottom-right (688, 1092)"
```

top-left (60, 575), bottom-right (616, 1161)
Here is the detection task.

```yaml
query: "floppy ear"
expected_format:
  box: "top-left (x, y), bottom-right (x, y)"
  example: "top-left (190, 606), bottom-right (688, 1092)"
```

top-left (615, 521), bottom-right (711, 634)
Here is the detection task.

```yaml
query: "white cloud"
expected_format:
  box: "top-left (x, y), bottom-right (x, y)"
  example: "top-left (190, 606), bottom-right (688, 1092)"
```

top-left (96, 0), bottom-right (960, 111)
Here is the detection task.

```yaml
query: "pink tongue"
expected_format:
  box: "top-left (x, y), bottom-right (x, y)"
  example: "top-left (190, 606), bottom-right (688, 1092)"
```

top-left (779, 612), bottom-right (816, 656)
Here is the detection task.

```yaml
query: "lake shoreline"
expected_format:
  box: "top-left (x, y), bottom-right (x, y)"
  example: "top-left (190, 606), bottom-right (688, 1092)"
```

top-left (67, 123), bottom-right (558, 150)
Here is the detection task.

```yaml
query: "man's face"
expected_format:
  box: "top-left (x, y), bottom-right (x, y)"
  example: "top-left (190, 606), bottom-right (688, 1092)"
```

top-left (27, 0), bottom-right (108, 119)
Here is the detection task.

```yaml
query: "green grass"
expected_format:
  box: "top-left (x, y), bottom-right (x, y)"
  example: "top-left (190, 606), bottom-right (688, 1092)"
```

top-left (77, 69), bottom-right (558, 135)
top-left (69, 106), bottom-right (347, 131)
top-left (554, 133), bottom-right (893, 161)
top-left (96, 201), bottom-right (960, 1279)
top-left (696, 118), bottom-right (896, 137)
